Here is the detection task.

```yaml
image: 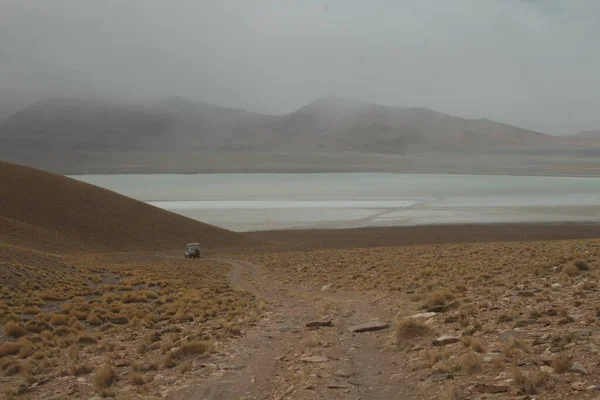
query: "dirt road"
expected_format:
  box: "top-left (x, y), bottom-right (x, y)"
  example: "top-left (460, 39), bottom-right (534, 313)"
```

top-left (181, 258), bottom-right (421, 399)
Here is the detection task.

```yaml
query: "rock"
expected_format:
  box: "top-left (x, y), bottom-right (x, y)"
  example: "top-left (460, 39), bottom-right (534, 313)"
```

top-left (300, 356), bottom-right (329, 363)
top-left (427, 300), bottom-right (459, 313)
top-left (551, 283), bottom-right (562, 289)
top-left (483, 356), bottom-right (493, 363)
top-left (588, 343), bottom-right (600, 354)
top-left (409, 312), bottom-right (437, 319)
top-left (347, 321), bottom-right (390, 333)
top-left (540, 354), bottom-right (553, 366)
top-left (306, 320), bottom-right (333, 328)
top-left (326, 385), bottom-right (348, 389)
top-left (540, 366), bottom-right (555, 374)
top-left (429, 373), bottom-right (454, 381)
top-left (108, 316), bottom-right (129, 325)
top-left (334, 369), bottom-right (353, 378)
top-left (572, 381), bottom-right (587, 391)
top-left (473, 383), bottom-right (511, 394)
top-left (76, 377), bottom-right (86, 383)
top-left (433, 335), bottom-right (461, 346)
top-left (321, 284), bottom-right (332, 291)
top-left (221, 365), bottom-right (245, 370)
top-left (114, 359), bottom-right (131, 367)
top-left (587, 385), bottom-right (599, 390)
top-left (570, 362), bottom-right (589, 375)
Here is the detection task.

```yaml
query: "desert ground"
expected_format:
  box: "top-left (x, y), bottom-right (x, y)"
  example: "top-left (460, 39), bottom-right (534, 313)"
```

top-left (3, 162), bottom-right (600, 399)
top-left (3, 227), bottom-right (600, 399)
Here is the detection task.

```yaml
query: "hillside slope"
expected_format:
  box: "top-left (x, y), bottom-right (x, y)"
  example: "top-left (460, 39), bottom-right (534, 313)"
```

top-left (0, 161), bottom-right (254, 253)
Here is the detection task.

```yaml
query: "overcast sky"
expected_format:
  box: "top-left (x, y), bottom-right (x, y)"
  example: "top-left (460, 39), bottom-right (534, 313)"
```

top-left (1, 0), bottom-right (599, 134)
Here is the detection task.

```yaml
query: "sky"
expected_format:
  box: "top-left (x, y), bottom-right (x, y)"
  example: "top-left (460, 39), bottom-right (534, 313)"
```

top-left (1, 0), bottom-right (599, 134)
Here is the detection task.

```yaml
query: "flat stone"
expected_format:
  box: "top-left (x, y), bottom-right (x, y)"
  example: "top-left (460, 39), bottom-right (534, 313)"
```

top-left (347, 321), bottom-right (390, 333)
top-left (473, 383), bottom-right (511, 394)
top-left (300, 356), bottom-right (329, 363)
top-left (114, 359), bottom-right (131, 367)
top-left (570, 362), bottom-right (589, 375)
top-left (572, 381), bottom-right (587, 391)
top-left (409, 312), bottom-right (437, 319)
top-left (306, 320), bottom-right (333, 328)
top-left (433, 335), bottom-right (461, 346)
top-left (427, 300), bottom-right (459, 313)
top-left (429, 373), bottom-right (454, 381)
top-left (334, 369), bottom-right (353, 378)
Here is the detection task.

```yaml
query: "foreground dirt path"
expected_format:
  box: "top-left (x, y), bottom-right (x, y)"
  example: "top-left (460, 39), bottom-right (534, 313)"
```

top-left (179, 258), bottom-right (419, 400)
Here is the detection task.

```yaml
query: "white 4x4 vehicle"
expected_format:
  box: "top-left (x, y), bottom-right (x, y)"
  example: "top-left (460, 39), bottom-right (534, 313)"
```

top-left (184, 243), bottom-right (200, 259)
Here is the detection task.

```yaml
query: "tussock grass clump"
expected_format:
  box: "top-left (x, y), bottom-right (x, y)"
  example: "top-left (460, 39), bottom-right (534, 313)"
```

top-left (3, 321), bottom-right (25, 338)
top-left (0, 342), bottom-right (25, 358)
top-left (563, 263), bottom-right (580, 277)
top-left (77, 333), bottom-right (99, 345)
top-left (70, 363), bottom-right (94, 376)
top-left (425, 289), bottom-right (455, 308)
top-left (49, 313), bottom-right (69, 326)
top-left (173, 340), bottom-right (215, 359)
top-left (86, 313), bottom-right (102, 326)
top-left (574, 260), bottom-right (590, 270)
top-left (459, 351), bottom-right (481, 373)
top-left (551, 353), bottom-right (571, 373)
top-left (395, 318), bottom-right (435, 344)
top-left (130, 371), bottom-right (145, 385)
top-left (92, 364), bottom-right (117, 390)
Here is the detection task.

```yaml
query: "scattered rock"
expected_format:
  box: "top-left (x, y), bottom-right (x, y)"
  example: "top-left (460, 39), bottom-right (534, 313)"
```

top-left (433, 335), bottom-right (461, 346)
top-left (429, 373), bottom-right (454, 381)
top-left (300, 356), bottom-right (329, 363)
top-left (306, 320), bottom-right (333, 328)
top-left (107, 316), bottom-right (128, 325)
top-left (114, 359), bottom-right (131, 367)
top-left (427, 300), bottom-right (459, 313)
top-left (221, 365), bottom-right (245, 370)
top-left (334, 369), bottom-right (353, 378)
top-left (571, 381), bottom-right (587, 391)
top-left (347, 321), bottom-right (390, 333)
top-left (409, 312), bottom-right (437, 319)
top-left (570, 362), bottom-right (589, 375)
top-left (327, 385), bottom-right (348, 389)
top-left (588, 343), bottom-right (600, 354)
top-left (473, 383), bottom-right (511, 394)
top-left (540, 354), bottom-right (553, 366)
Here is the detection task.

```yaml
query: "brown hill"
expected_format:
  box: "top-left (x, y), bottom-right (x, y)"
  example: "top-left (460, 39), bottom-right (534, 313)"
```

top-left (0, 161), bottom-right (254, 253)
top-left (2, 96), bottom-right (600, 173)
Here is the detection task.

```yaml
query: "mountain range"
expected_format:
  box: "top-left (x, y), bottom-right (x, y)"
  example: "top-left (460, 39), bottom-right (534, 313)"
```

top-left (1, 95), bottom-right (599, 174)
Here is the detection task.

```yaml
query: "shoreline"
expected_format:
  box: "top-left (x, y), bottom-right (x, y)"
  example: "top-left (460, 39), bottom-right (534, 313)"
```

top-left (245, 221), bottom-right (600, 249)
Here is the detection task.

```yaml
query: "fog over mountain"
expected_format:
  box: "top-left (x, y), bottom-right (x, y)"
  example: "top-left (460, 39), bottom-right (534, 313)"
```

top-left (2, 0), bottom-right (600, 135)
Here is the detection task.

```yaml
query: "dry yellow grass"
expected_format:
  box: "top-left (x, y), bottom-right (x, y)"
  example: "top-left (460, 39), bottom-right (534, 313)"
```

top-left (395, 318), bottom-right (435, 344)
top-left (3, 321), bottom-right (25, 338)
top-left (92, 364), bottom-right (117, 390)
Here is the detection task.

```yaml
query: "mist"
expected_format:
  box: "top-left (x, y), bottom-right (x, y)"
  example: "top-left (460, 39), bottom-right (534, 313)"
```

top-left (1, 0), bottom-right (600, 134)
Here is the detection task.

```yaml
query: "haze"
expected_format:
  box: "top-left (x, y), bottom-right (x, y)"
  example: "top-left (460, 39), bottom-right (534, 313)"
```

top-left (1, 0), bottom-right (600, 134)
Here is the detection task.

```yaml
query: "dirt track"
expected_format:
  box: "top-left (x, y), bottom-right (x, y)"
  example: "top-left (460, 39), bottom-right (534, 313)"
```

top-left (178, 259), bottom-right (419, 400)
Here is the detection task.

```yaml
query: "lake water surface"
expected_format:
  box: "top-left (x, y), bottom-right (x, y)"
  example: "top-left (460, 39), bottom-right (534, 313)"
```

top-left (71, 173), bottom-right (600, 231)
